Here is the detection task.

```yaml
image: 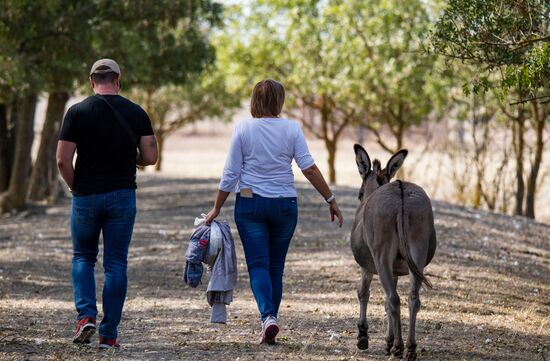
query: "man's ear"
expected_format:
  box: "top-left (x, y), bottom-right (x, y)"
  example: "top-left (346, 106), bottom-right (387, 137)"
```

top-left (88, 77), bottom-right (94, 90)
top-left (386, 149), bottom-right (408, 179)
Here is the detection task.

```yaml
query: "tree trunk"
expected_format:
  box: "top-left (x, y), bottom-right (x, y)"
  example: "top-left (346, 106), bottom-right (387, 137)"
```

top-left (154, 132), bottom-right (164, 172)
top-left (28, 91), bottom-right (69, 202)
top-left (325, 138), bottom-right (336, 184)
top-left (320, 97), bottom-right (337, 184)
top-left (0, 103), bottom-right (9, 192)
top-left (1, 97), bottom-right (18, 193)
top-left (472, 168), bottom-right (483, 208)
top-left (524, 101), bottom-right (545, 219)
top-left (358, 125), bottom-right (365, 145)
top-left (471, 98), bottom-right (482, 208)
top-left (7, 96), bottom-right (18, 175)
top-left (512, 109), bottom-right (525, 216)
top-left (395, 107), bottom-right (404, 150)
top-left (0, 93), bottom-right (37, 213)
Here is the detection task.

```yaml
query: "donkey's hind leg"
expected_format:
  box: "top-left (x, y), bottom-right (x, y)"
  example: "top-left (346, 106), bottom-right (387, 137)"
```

top-left (379, 266), bottom-right (404, 357)
top-left (384, 276), bottom-right (398, 355)
top-left (405, 272), bottom-right (421, 361)
top-left (357, 268), bottom-right (373, 350)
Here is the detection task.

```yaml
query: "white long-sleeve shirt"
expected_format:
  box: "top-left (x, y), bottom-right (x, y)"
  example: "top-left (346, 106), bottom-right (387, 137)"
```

top-left (218, 118), bottom-right (315, 198)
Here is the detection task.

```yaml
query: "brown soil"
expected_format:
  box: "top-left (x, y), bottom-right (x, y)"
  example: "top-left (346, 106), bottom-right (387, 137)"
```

top-left (0, 175), bottom-right (548, 360)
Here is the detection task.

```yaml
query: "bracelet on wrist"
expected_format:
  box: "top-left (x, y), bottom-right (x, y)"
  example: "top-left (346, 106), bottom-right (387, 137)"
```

top-left (325, 194), bottom-right (335, 204)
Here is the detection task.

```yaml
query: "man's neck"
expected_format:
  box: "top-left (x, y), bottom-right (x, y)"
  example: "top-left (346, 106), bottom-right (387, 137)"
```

top-left (94, 85), bottom-right (119, 95)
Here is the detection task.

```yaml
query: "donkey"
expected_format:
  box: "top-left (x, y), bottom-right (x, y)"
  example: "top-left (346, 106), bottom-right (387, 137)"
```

top-left (351, 144), bottom-right (436, 360)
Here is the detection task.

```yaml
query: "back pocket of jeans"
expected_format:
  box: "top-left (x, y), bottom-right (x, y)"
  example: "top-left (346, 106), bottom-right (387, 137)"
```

top-left (114, 190), bottom-right (136, 220)
top-left (236, 196), bottom-right (256, 216)
top-left (278, 198), bottom-right (297, 217)
top-left (73, 205), bottom-right (93, 224)
top-left (72, 196), bottom-right (94, 225)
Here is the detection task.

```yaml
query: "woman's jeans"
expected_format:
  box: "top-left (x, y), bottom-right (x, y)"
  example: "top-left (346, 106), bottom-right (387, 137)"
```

top-left (234, 193), bottom-right (298, 320)
top-left (71, 189), bottom-right (136, 339)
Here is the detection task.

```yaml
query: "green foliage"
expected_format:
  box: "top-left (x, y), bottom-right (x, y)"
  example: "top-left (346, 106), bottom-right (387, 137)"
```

top-left (0, 0), bottom-right (224, 96)
top-left (503, 43), bottom-right (550, 97)
top-left (0, 1), bottom-right (96, 96)
top-left (431, 0), bottom-right (550, 101)
top-left (128, 63), bottom-right (241, 138)
top-left (336, 0), bottom-right (442, 140)
top-left (218, 0), bottom-right (446, 153)
top-left (91, 0), bottom-right (223, 90)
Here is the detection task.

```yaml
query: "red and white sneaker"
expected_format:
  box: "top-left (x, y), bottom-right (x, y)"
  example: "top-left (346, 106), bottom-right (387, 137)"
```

top-left (73, 317), bottom-right (96, 344)
top-left (260, 316), bottom-right (279, 345)
top-left (99, 336), bottom-right (120, 349)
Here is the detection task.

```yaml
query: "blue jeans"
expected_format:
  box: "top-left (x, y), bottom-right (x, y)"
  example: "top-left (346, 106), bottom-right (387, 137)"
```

top-left (71, 189), bottom-right (136, 339)
top-left (234, 193), bottom-right (298, 320)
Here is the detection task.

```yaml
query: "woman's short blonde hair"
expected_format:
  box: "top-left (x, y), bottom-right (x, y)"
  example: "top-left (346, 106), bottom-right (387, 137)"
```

top-left (250, 79), bottom-right (285, 118)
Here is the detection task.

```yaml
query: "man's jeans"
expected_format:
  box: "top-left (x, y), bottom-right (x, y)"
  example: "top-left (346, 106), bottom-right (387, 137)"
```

top-left (234, 193), bottom-right (298, 320)
top-left (71, 189), bottom-right (136, 339)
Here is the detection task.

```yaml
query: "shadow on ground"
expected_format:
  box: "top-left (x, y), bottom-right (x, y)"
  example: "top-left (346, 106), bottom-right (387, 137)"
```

top-left (0, 175), bottom-right (548, 360)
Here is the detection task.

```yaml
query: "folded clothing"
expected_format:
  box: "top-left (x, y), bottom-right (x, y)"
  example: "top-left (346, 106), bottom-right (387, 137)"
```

top-left (183, 225), bottom-right (210, 288)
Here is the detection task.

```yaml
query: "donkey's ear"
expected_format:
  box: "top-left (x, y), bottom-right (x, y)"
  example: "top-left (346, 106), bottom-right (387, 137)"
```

top-left (386, 149), bottom-right (408, 179)
top-left (354, 144), bottom-right (371, 180)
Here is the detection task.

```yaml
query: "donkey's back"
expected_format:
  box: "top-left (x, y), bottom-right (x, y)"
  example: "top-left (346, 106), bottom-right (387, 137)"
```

top-left (353, 181), bottom-right (436, 276)
top-left (368, 181), bottom-right (435, 267)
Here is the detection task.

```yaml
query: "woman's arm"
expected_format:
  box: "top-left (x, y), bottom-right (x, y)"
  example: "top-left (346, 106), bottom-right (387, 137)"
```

top-left (205, 189), bottom-right (230, 225)
top-left (302, 164), bottom-right (344, 227)
top-left (205, 125), bottom-right (243, 225)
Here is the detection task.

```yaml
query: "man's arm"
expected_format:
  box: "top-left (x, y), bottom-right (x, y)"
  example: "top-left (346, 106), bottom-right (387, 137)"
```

top-left (137, 135), bottom-right (159, 166)
top-left (56, 140), bottom-right (77, 189)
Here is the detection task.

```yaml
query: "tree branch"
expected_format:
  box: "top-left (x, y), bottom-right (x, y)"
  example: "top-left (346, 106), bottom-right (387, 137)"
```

top-left (363, 124), bottom-right (395, 153)
top-left (510, 94), bottom-right (550, 106)
top-left (477, 35), bottom-right (550, 52)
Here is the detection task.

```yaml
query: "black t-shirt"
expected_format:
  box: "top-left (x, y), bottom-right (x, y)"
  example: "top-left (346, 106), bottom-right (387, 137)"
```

top-left (59, 95), bottom-right (154, 195)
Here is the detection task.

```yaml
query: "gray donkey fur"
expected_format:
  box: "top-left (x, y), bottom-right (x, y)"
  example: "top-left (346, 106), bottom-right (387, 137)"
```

top-left (351, 144), bottom-right (436, 360)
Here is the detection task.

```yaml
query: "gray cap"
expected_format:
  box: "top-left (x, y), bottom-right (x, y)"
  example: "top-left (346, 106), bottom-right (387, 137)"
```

top-left (89, 58), bottom-right (121, 75)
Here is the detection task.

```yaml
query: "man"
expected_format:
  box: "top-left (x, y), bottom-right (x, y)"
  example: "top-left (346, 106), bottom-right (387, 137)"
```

top-left (56, 59), bottom-right (158, 349)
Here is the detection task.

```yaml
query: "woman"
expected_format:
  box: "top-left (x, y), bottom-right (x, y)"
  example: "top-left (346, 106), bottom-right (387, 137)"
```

top-left (205, 79), bottom-right (343, 344)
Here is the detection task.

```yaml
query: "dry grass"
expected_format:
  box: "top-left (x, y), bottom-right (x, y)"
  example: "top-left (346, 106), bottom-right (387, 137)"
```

top-left (156, 121), bottom-right (550, 223)
top-left (0, 175), bottom-right (548, 360)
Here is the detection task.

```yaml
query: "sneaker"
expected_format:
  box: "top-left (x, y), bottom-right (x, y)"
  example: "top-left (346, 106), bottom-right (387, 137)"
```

top-left (99, 336), bottom-right (120, 349)
top-left (260, 316), bottom-right (279, 344)
top-left (73, 317), bottom-right (96, 344)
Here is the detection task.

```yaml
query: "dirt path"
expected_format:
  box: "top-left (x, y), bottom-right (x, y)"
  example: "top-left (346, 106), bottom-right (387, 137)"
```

top-left (0, 175), bottom-right (548, 360)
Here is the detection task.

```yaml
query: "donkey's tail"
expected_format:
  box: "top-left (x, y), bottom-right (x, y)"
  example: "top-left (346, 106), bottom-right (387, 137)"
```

top-left (396, 181), bottom-right (433, 289)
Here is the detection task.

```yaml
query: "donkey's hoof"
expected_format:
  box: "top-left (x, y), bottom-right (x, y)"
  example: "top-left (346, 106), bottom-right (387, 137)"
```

top-left (385, 337), bottom-right (394, 355)
top-left (405, 344), bottom-right (417, 361)
top-left (391, 345), bottom-right (404, 358)
top-left (405, 350), bottom-right (417, 361)
top-left (357, 337), bottom-right (369, 350)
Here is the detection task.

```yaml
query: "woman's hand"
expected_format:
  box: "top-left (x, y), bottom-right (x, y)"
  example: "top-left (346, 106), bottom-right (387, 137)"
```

top-left (328, 200), bottom-right (344, 227)
top-left (301, 164), bottom-right (343, 228)
top-left (205, 190), bottom-right (230, 226)
top-left (205, 207), bottom-right (220, 226)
